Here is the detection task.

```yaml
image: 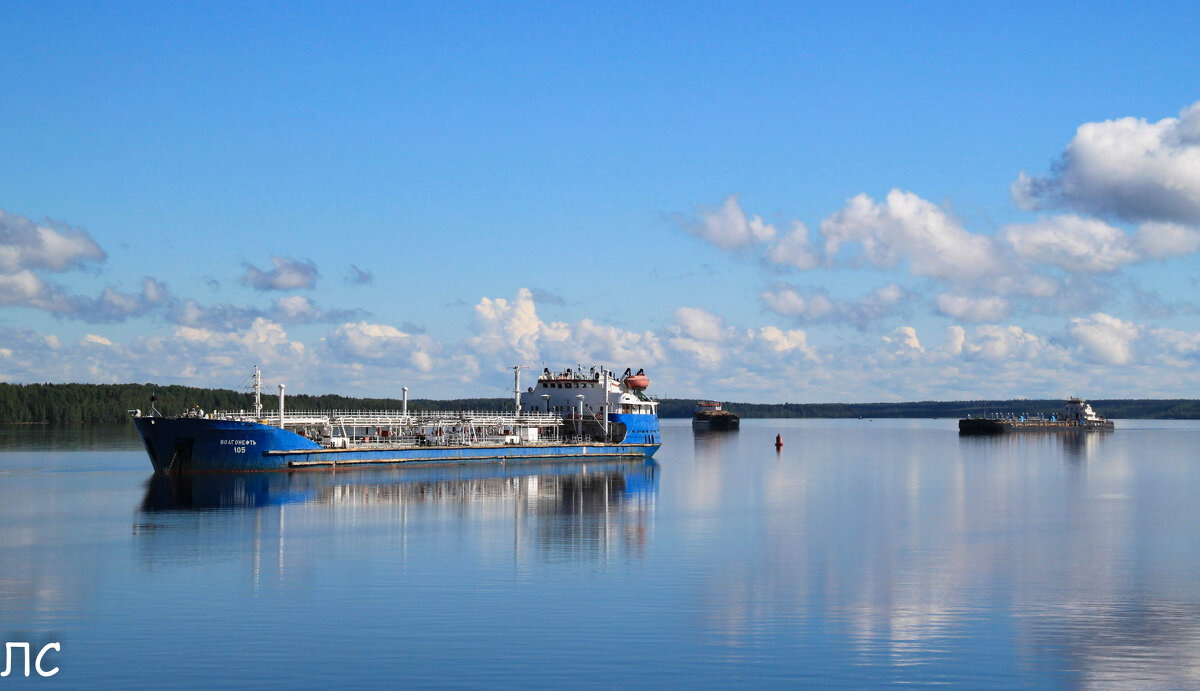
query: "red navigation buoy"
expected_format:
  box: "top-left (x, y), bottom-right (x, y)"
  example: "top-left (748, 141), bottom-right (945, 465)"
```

top-left (775, 434), bottom-right (783, 449)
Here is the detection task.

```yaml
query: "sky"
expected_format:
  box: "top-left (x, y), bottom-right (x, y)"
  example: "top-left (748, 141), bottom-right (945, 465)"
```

top-left (2, 1), bottom-right (1200, 403)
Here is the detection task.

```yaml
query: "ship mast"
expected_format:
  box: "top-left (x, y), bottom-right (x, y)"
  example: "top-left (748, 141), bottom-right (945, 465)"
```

top-left (253, 365), bottom-right (262, 418)
top-left (511, 365), bottom-right (526, 416)
top-left (603, 366), bottom-right (610, 438)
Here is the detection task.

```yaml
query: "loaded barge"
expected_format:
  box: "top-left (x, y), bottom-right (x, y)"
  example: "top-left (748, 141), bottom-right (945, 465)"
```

top-left (692, 401), bottom-right (740, 430)
top-left (131, 366), bottom-right (660, 473)
top-left (958, 397), bottom-right (1114, 434)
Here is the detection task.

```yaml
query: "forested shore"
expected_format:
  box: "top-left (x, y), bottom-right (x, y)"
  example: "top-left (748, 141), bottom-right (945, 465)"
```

top-left (3, 381), bottom-right (1199, 424)
top-left (686, 398), bottom-right (1200, 420)
top-left (0, 382), bottom-right (517, 425)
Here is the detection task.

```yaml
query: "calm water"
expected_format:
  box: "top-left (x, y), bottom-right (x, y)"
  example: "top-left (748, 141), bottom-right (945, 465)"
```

top-left (4, 418), bottom-right (1200, 688)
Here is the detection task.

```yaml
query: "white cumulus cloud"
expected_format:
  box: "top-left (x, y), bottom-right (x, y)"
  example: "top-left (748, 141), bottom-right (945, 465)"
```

top-left (680, 195), bottom-right (777, 250)
top-left (819, 189), bottom-right (1005, 281)
top-left (570, 319), bottom-right (665, 366)
top-left (764, 221), bottom-right (819, 270)
top-left (760, 285), bottom-right (836, 319)
top-left (326, 321), bottom-right (439, 370)
top-left (1069, 313), bottom-right (1139, 365)
top-left (673, 306), bottom-right (729, 342)
top-left (471, 288), bottom-right (549, 361)
top-left (936, 294), bottom-right (1010, 322)
top-left (0, 210), bottom-right (171, 322)
top-left (961, 325), bottom-right (1045, 361)
top-left (241, 256), bottom-right (319, 291)
top-left (1013, 101), bottom-right (1200, 225)
top-left (944, 325), bottom-right (965, 356)
top-left (747, 326), bottom-right (820, 362)
top-left (270, 295), bottom-right (357, 324)
top-left (1133, 221), bottom-right (1200, 260)
top-left (1004, 215), bottom-right (1138, 273)
top-left (469, 289), bottom-right (662, 369)
top-left (0, 209), bottom-right (105, 273)
top-left (760, 283), bottom-right (906, 327)
top-left (668, 306), bottom-right (731, 368)
top-left (0, 271), bottom-right (52, 306)
top-left (1147, 327), bottom-right (1200, 366)
top-left (883, 326), bottom-right (924, 354)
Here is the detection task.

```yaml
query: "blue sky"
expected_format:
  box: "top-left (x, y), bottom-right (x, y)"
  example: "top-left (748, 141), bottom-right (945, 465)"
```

top-left (2, 1), bottom-right (1200, 402)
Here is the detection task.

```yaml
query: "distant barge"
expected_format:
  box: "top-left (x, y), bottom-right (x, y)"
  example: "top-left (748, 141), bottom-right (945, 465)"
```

top-left (692, 401), bottom-right (740, 430)
top-left (959, 397), bottom-right (1114, 434)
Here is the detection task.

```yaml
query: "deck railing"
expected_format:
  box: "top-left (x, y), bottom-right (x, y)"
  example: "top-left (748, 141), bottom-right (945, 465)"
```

top-left (214, 409), bottom-right (564, 426)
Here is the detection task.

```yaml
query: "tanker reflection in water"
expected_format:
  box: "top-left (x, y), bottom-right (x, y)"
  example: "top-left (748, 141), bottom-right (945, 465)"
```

top-left (957, 426), bottom-right (1110, 463)
top-left (134, 459), bottom-right (657, 570)
top-left (692, 428), bottom-right (738, 463)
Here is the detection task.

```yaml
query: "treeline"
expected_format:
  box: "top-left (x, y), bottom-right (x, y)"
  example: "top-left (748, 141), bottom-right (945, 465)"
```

top-left (3, 381), bottom-right (1200, 424)
top-left (0, 382), bottom-right (516, 425)
top-left (657, 398), bottom-right (1200, 419)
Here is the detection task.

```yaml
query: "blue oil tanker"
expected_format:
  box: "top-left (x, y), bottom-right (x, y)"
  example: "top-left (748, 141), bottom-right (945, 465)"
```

top-left (131, 366), bottom-right (661, 473)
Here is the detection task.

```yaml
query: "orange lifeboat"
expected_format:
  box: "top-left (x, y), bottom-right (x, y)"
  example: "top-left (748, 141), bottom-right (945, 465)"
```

top-left (623, 374), bottom-right (649, 390)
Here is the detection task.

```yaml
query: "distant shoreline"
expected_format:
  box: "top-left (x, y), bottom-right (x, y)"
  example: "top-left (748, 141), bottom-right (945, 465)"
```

top-left (657, 398), bottom-right (1200, 420)
top-left (2, 381), bottom-right (1198, 423)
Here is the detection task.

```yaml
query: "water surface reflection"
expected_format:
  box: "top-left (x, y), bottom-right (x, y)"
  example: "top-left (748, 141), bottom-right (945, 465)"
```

top-left (134, 459), bottom-right (658, 570)
top-left (957, 427), bottom-right (1111, 463)
top-left (9, 421), bottom-right (1200, 686)
top-left (680, 420), bottom-right (1200, 686)
top-left (692, 427), bottom-right (738, 462)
